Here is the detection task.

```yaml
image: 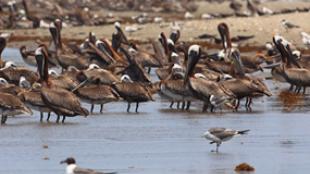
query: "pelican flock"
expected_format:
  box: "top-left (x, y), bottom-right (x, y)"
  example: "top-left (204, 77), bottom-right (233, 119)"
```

top-left (0, 0), bottom-right (309, 157)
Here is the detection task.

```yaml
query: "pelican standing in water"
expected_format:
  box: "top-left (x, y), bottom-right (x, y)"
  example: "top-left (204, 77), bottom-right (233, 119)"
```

top-left (34, 45), bottom-right (89, 123)
top-left (184, 45), bottom-right (235, 112)
top-left (0, 92), bottom-right (32, 124)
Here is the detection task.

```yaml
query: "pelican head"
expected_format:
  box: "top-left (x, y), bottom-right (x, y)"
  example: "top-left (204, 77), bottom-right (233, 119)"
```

top-left (0, 78), bottom-right (8, 85)
top-left (19, 76), bottom-right (31, 89)
top-left (185, 45), bottom-right (201, 84)
top-left (87, 63), bottom-right (100, 71)
top-left (3, 61), bottom-right (17, 69)
top-left (48, 69), bottom-right (59, 76)
top-left (121, 74), bottom-right (133, 83)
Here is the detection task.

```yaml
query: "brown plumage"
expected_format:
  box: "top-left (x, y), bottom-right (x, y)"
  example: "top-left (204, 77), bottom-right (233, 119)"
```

top-left (112, 76), bottom-right (153, 112)
top-left (75, 84), bottom-right (120, 113)
top-left (0, 92), bottom-right (32, 124)
top-left (80, 65), bottom-right (120, 85)
top-left (160, 79), bottom-right (194, 110)
top-left (220, 50), bottom-right (272, 110)
top-left (0, 64), bottom-right (39, 85)
top-left (19, 46), bottom-right (37, 67)
top-left (185, 45), bottom-right (235, 112)
top-left (35, 45), bottom-right (89, 123)
top-left (18, 88), bottom-right (51, 122)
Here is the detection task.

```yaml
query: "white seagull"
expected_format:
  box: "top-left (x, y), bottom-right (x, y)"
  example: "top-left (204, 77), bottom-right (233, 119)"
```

top-left (202, 128), bottom-right (250, 152)
top-left (60, 157), bottom-right (117, 174)
top-left (281, 19), bottom-right (300, 31)
top-left (301, 32), bottom-right (310, 47)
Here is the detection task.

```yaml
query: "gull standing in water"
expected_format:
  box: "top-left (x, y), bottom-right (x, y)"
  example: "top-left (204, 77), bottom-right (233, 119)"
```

top-left (202, 128), bottom-right (250, 152)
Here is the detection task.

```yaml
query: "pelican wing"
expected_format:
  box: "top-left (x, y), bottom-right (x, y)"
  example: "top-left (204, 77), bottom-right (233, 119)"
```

top-left (19, 91), bottom-right (46, 107)
top-left (41, 87), bottom-right (88, 116)
top-left (113, 83), bottom-right (152, 102)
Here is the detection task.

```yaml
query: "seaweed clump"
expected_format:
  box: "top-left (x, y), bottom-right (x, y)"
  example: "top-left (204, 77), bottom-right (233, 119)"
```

top-left (235, 162), bottom-right (255, 172)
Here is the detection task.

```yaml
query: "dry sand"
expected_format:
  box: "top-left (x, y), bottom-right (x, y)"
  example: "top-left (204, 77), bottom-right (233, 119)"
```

top-left (1, 1), bottom-right (310, 51)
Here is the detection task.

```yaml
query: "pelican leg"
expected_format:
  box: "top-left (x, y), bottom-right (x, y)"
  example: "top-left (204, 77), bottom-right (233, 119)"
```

top-left (40, 112), bottom-right (44, 122)
top-left (295, 86), bottom-right (300, 93)
top-left (56, 115), bottom-right (60, 123)
top-left (135, 102), bottom-right (139, 113)
top-left (303, 86), bottom-right (306, 94)
top-left (90, 104), bottom-right (94, 113)
top-left (169, 101), bottom-right (174, 108)
top-left (147, 67), bottom-right (151, 74)
top-left (235, 99), bottom-right (240, 111)
top-left (289, 84), bottom-right (293, 91)
top-left (296, 86), bottom-right (301, 94)
top-left (62, 116), bottom-right (66, 123)
top-left (186, 101), bottom-right (191, 110)
top-left (46, 112), bottom-right (51, 122)
top-left (1, 115), bottom-right (7, 124)
top-left (202, 103), bottom-right (208, 112)
top-left (177, 102), bottom-right (180, 109)
top-left (127, 102), bottom-right (131, 112)
top-left (210, 105), bottom-right (215, 113)
top-left (100, 104), bottom-right (104, 113)
top-left (181, 101), bottom-right (186, 110)
top-left (247, 97), bottom-right (253, 111)
top-left (245, 97), bottom-right (249, 108)
top-left (215, 143), bottom-right (220, 153)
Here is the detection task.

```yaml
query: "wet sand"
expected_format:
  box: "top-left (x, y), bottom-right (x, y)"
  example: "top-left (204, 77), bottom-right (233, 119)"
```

top-left (1, 49), bottom-right (310, 174)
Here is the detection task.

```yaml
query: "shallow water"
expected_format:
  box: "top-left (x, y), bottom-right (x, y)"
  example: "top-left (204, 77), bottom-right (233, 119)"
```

top-left (1, 49), bottom-right (310, 174)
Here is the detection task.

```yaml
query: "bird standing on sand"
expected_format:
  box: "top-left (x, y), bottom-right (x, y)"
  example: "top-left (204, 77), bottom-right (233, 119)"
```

top-left (281, 19), bottom-right (300, 31)
top-left (60, 157), bottom-right (117, 174)
top-left (301, 32), bottom-right (310, 48)
top-left (202, 128), bottom-right (250, 152)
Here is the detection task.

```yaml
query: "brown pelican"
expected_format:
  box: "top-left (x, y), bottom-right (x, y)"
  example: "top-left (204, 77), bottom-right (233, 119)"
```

top-left (22, 0), bottom-right (40, 28)
top-left (220, 50), bottom-right (272, 110)
top-left (19, 46), bottom-right (37, 67)
top-left (128, 43), bottom-right (161, 73)
top-left (75, 84), bottom-right (120, 113)
top-left (18, 81), bottom-right (51, 122)
top-left (34, 45), bottom-right (89, 123)
top-left (79, 64), bottom-right (120, 85)
top-left (0, 61), bottom-right (39, 85)
top-left (118, 47), bottom-right (151, 83)
top-left (60, 157), bottom-right (117, 174)
top-left (50, 20), bottom-right (90, 70)
top-left (202, 128), bottom-right (250, 152)
top-left (159, 63), bottom-right (194, 110)
top-left (112, 74), bottom-right (154, 112)
top-left (0, 77), bottom-right (24, 95)
top-left (184, 45), bottom-right (235, 112)
top-left (272, 36), bottom-right (310, 94)
top-left (0, 92), bottom-right (32, 124)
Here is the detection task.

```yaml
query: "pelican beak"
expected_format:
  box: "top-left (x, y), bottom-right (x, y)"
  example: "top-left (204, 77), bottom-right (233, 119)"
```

top-left (263, 90), bottom-right (272, 97)
top-left (71, 79), bottom-right (89, 92)
top-left (60, 160), bottom-right (66, 164)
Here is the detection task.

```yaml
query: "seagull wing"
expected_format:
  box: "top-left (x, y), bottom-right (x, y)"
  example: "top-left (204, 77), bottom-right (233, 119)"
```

top-left (74, 167), bottom-right (104, 174)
